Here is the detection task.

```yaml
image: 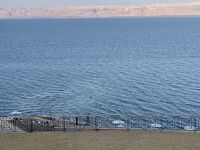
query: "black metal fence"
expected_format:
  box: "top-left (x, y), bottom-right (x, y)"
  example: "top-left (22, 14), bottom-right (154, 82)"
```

top-left (4, 114), bottom-right (200, 133)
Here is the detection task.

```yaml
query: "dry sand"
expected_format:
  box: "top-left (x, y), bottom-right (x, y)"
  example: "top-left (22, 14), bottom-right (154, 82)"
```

top-left (0, 130), bottom-right (200, 150)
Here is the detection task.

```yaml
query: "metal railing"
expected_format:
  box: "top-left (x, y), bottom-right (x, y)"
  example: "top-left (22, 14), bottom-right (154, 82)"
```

top-left (6, 114), bottom-right (200, 133)
top-left (0, 116), bottom-right (14, 132)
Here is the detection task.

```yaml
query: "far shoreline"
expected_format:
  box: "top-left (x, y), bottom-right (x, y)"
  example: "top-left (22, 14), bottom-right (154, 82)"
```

top-left (0, 15), bottom-right (200, 20)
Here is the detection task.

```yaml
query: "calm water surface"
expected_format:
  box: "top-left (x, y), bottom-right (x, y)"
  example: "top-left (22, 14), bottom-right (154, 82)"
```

top-left (0, 17), bottom-right (200, 116)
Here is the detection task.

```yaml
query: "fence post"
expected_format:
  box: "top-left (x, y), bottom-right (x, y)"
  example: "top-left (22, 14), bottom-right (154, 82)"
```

top-left (95, 116), bottom-right (98, 131)
top-left (194, 117), bottom-right (196, 133)
top-left (0, 118), bottom-right (2, 129)
top-left (30, 118), bottom-right (33, 132)
top-left (160, 117), bottom-right (163, 133)
top-left (76, 117), bottom-right (78, 126)
top-left (126, 117), bottom-right (130, 132)
top-left (13, 118), bottom-right (16, 132)
top-left (63, 118), bottom-right (66, 132)
top-left (86, 115), bottom-right (90, 126)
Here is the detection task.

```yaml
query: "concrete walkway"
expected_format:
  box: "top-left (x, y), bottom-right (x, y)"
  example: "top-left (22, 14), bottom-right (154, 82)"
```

top-left (1, 130), bottom-right (200, 150)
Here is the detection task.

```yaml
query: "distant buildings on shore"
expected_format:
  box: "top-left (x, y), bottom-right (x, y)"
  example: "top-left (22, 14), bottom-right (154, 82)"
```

top-left (1, 3), bottom-right (200, 18)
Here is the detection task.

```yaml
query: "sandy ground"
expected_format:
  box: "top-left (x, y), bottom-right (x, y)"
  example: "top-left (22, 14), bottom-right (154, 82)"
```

top-left (0, 130), bottom-right (200, 150)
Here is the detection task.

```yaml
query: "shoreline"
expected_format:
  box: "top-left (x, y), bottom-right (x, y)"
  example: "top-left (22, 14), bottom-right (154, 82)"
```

top-left (0, 15), bottom-right (200, 20)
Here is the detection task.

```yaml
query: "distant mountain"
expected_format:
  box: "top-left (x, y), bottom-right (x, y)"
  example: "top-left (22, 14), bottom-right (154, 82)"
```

top-left (1, 3), bottom-right (200, 18)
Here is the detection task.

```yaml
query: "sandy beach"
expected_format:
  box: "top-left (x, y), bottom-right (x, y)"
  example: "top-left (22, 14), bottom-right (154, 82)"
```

top-left (0, 130), bottom-right (200, 150)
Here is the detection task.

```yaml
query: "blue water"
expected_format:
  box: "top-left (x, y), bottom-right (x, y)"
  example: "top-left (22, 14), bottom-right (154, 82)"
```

top-left (0, 17), bottom-right (200, 116)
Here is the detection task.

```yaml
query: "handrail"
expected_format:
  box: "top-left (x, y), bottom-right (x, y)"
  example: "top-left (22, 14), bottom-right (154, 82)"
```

top-left (6, 113), bottom-right (200, 119)
top-left (4, 114), bottom-right (200, 133)
top-left (63, 113), bottom-right (200, 118)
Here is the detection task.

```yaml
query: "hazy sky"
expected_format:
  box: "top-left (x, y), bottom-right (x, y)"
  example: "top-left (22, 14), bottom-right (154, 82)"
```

top-left (0, 0), bottom-right (200, 8)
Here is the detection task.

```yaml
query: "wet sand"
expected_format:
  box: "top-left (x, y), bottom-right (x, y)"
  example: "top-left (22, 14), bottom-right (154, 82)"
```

top-left (0, 130), bottom-right (200, 150)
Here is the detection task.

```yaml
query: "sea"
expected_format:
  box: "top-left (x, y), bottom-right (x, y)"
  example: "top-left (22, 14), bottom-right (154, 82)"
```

top-left (0, 17), bottom-right (200, 116)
